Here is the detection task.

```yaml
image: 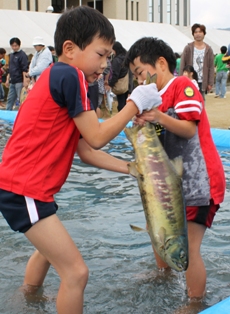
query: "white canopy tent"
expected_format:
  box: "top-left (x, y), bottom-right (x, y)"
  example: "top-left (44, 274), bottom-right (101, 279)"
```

top-left (0, 9), bottom-right (230, 55)
top-left (0, 10), bottom-right (58, 54)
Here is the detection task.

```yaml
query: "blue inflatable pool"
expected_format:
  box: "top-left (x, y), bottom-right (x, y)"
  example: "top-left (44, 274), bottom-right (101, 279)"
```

top-left (200, 297), bottom-right (230, 314)
top-left (1, 110), bottom-right (230, 149)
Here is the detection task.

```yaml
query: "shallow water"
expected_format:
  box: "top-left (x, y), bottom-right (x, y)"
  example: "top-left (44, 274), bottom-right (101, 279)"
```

top-left (0, 120), bottom-right (230, 314)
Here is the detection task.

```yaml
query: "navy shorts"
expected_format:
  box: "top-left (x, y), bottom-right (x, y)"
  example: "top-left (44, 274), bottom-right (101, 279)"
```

top-left (0, 188), bottom-right (58, 233)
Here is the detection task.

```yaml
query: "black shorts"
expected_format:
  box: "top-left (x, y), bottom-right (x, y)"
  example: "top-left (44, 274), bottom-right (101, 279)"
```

top-left (0, 188), bottom-right (58, 233)
top-left (186, 199), bottom-right (219, 228)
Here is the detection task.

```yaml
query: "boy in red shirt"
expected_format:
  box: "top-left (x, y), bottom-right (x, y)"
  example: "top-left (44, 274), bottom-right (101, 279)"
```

top-left (0, 8), bottom-right (162, 314)
top-left (125, 37), bottom-right (225, 299)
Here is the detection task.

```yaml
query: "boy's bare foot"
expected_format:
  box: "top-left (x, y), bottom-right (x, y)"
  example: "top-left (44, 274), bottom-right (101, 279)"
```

top-left (173, 297), bottom-right (206, 314)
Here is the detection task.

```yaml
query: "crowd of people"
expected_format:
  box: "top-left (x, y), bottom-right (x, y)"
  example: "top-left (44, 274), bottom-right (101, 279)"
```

top-left (0, 36), bottom-right (56, 110)
top-left (0, 7), bottom-right (228, 314)
top-left (0, 23), bottom-right (229, 112)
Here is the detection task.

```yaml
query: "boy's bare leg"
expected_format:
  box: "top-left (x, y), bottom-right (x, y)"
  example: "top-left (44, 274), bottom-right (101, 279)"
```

top-left (152, 246), bottom-right (169, 269)
top-left (151, 221), bottom-right (206, 298)
top-left (25, 214), bottom-right (88, 314)
top-left (23, 249), bottom-right (50, 288)
top-left (186, 221), bottom-right (206, 298)
top-left (147, 222), bottom-right (169, 269)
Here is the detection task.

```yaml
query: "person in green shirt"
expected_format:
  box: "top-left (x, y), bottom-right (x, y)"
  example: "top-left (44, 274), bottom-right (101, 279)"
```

top-left (174, 52), bottom-right (181, 76)
top-left (214, 46), bottom-right (229, 98)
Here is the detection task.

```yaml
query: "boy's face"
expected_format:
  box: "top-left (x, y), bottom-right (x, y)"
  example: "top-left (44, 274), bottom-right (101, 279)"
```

top-left (71, 36), bottom-right (113, 83)
top-left (129, 57), bottom-right (157, 85)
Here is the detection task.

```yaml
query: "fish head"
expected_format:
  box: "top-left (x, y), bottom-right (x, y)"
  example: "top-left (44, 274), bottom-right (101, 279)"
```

top-left (163, 235), bottom-right (188, 272)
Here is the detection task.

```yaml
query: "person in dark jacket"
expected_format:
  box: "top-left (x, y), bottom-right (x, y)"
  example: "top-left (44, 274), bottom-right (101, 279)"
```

top-left (109, 41), bottom-right (132, 112)
top-left (5, 37), bottom-right (28, 110)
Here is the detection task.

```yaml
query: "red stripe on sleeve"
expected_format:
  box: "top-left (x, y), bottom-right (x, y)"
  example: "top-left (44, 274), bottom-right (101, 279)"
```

top-left (77, 69), bottom-right (91, 111)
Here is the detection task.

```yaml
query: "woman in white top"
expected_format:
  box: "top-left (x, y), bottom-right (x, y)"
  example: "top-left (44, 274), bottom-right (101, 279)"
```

top-left (28, 36), bottom-right (53, 84)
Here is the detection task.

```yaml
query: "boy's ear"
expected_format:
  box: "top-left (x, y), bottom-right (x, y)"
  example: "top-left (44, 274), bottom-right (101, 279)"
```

top-left (62, 40), bottom-right (78, 59)
top-left (158, 56), bottom-right (168, 71)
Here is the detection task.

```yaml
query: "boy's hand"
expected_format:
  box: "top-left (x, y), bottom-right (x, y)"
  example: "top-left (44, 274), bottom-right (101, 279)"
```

top-left (133, 108), bottom-right (162, 126)
top-left (127, 83), bottom-right (162, 114)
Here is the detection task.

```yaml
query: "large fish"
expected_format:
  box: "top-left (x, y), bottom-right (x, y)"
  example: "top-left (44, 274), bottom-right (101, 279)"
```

top-left (125, 74), bottom-right (188, 272)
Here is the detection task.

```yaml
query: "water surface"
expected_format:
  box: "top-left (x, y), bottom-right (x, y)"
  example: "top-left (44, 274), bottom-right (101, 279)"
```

top-left (0, 120), bottom-right (230, 314)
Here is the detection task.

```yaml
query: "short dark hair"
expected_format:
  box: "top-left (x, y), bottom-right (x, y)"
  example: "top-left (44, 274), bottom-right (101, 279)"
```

top-left (191, 23), bottom-right (206, 36)
top-left (112, 41), bottom-right (126, 56)
top-left (54, 6), bottom-right (115, 57)
top-left (125, 37), bottom-right (176, 75)
top-left (174, 52), bottom-right (180, 59)
top-left (220, 46), bottom-right (227, 54)
top-left (47, 46), bottom-right (55, 51)
top-left (9, 37), bottom-right (21, 46)
top-left (0, 48), bottom-right (6, 55)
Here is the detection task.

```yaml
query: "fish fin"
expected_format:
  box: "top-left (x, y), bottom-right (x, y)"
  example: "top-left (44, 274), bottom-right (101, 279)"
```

top-left (130, 224), bottom-right (148, 232)
top-left (158, 227), bottom-right (167, 247)
top-left (146, 72), bottom-right (157, 84)
top-left (124, 127), bottom-right (134, 143)
top-left (128, 161), bottom-right (138, 178)
top-left (124, 125), bottom-right (143, 144)
top-left (170, 156), bottom-right (183, 178)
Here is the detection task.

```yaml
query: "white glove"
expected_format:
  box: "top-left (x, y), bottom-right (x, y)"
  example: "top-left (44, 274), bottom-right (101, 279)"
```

top-left (127, 83), bottom-right (162, 114)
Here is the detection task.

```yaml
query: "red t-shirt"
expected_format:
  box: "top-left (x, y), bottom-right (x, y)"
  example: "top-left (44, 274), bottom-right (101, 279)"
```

top-left (159, 76), bottom-right (225, 205)
top-left (0, 63), bottom-right (94, 201)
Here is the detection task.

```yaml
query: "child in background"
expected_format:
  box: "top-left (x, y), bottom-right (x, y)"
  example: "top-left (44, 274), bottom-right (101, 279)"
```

top-left (125, 37), bottom-right (225, 300)
top-left (0, 7), bottom-right (161, 314)
top-left (0, 48), bottom-right (6, 108)
top-left (182, 64), bottom-right (199, 90)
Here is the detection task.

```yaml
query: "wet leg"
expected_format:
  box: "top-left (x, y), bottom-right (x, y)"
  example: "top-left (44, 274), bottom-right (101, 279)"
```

top-left (25, 214), bottom-right (88, 314)
top-left (186, 221), bottom-right (206, 298)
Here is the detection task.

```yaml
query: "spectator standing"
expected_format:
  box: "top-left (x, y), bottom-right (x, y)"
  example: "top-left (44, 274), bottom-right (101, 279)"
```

top-left (180, 23), bottom-right (214, 100)
top-left (0, 48), bottom-right (6, 108)
top-left (5, 37), bottom-right (28, 110)
top-left (47, 45), bottom-right (58, 63)
top-left (29, 36), bottom-right (53, 85)
top-left (109, 41), bottom-right (130, 112)
top-left (214, 46), bottom-right (228, 99)
top-left (98, 59), bottom-right (112, 109)
top-left (174, 52), bottom-right (181, 76)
